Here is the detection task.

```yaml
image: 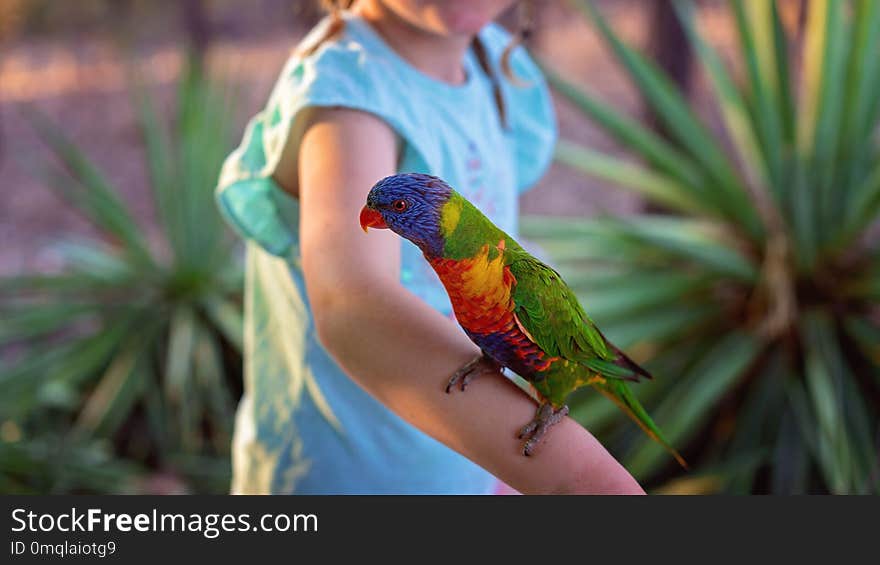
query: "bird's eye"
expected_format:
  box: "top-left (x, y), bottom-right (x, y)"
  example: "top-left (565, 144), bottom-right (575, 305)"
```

top-left (392, 199), bottom-right (408, 212)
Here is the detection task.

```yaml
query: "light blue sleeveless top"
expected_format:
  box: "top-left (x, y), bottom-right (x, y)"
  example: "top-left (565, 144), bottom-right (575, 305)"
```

top-left (216, 13), bottom-right (556, 494)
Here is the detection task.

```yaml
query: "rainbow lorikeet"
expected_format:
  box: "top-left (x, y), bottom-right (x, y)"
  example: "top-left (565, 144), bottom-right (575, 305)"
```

top-left (360, 173), bottom-right (685, 465)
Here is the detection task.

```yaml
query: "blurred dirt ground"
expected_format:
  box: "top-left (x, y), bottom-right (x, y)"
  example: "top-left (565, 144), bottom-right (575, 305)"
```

top-left (0, 0), bottom-right (736, 275)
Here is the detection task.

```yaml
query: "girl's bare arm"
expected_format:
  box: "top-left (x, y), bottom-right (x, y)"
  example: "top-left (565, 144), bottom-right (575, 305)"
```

top-left (290, 107), bottom-right (644, 495)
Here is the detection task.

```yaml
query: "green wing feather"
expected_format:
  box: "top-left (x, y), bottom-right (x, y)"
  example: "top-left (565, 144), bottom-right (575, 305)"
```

top-left (597, 380), bottom-right (688, 469)
top-left (507, 252), bottom-right (610, 361)
top-left (507, 251), bottom-right (685, 467)
top-left (507, 251), bottom-right (649, 382)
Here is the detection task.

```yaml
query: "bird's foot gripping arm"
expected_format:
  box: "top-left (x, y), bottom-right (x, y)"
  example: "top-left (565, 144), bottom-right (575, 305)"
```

top-left (518, 402), bottom-right (569, 456)
top-left (446, 353), bottom-right (500, 393)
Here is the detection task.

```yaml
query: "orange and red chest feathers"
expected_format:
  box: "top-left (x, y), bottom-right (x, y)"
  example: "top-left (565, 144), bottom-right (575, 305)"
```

top-left (428, 241), bottom-right (557, 375)
top-left (429, 242), bottom-right (514, 333)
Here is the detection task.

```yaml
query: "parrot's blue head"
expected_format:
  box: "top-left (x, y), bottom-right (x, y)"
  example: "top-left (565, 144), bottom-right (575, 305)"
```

top-left (360, 173), bottom-right (453, 257)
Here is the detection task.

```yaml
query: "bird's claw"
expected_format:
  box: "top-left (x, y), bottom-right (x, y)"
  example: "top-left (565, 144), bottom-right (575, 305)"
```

top-left (518, 403), bottom-right (569, 456)
top-left (446, 353), bottom-right (499, 393)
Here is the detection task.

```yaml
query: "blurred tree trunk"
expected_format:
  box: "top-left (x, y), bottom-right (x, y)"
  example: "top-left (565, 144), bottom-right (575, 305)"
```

top-left (0, 0), bottom-right (20, 170)
top-left (181, 0), bottom-right (211, 70)
top-left (645, 0), bottom-right (693, 137)
top-left (778, 0), bottom-right (808, 44)
top-left (0, 71), bottom-right (4, 170)
top-left (108, 0), bottom-right (134, 53)
top-left (643, 0), bottom-right (693, 213)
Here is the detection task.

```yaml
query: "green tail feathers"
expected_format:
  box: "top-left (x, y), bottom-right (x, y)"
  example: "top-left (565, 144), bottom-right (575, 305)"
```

top-left (597, 379), bottom-right (688, 469)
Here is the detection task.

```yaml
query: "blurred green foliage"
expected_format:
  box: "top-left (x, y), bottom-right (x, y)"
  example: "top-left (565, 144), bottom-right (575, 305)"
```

top-left (526, 0), bottom-right (880, 494)
top-left (0, 64), bottom-right (242, 493)
top-left (3, 0), bottom-right (877, 496)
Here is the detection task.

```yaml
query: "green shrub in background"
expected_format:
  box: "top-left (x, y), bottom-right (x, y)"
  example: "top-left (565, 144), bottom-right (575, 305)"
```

top-left (0, 64), bottom-right (242, 493)
top-left (526, 0), bottom-right (880, 493)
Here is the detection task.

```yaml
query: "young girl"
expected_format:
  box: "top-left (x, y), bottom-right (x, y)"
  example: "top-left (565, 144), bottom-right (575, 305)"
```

top-left (216, 0), bottom-right (644, 494)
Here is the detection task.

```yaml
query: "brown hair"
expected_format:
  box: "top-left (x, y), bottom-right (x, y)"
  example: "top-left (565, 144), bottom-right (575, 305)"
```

top-left (298, 0), bottom-right (533, 129)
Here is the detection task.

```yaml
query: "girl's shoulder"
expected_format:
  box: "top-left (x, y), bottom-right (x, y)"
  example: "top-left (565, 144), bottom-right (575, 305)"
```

top-left (282, 16), bottom-right (548, 116)
top-left (293, 16), bottom-right (557, 193)
top-left (274, 16), bottom-right (388, 111)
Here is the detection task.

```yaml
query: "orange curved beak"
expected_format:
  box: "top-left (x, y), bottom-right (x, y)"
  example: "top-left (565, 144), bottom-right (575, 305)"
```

top-left (359, 206), bottom-right (388, 232)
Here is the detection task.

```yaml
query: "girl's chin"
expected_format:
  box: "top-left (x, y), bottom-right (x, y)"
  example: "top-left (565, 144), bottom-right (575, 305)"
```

top-left (377, 1), bottom-right (513, 39)
top-left (427, 2), bottom-right (510, 36)
top-left (439, 13), bottom-right (497, 36)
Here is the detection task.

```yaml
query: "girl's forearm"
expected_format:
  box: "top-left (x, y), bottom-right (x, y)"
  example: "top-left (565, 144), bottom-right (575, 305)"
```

top-left (312, 279), bottom-right (645, 495)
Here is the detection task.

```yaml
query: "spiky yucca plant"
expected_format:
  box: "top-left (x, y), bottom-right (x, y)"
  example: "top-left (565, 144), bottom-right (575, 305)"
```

top-left (0, 65), bottom-right (242, 493)
top-left (525, 0), bottom-right (880, 493)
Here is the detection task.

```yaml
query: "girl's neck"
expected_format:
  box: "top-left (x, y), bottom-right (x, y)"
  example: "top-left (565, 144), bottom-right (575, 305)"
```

top-left (354, 1), bottom-right (472, 85)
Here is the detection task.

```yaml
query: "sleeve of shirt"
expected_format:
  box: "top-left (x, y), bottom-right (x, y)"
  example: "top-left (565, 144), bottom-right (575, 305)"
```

top-left (215, 22), bottom-right (413, 258)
